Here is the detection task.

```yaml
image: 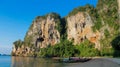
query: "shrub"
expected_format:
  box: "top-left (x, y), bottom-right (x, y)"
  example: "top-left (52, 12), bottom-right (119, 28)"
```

top-left (75, 40), bottom-right (100, 57)
top-left (100, 48), bottom-right (114, 56)
top-left (13, 39), bottom-right (23, 48)
top-left (104, 29), bottom-right (110, 38)
top-left (39, 40), bottom-right (79, 58)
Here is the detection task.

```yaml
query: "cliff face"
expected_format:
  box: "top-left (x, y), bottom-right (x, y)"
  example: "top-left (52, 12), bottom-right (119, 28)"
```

top-left (24, 13), bottom-right (60, 48)
top-left (96, 0), bottom-right (119, 50)
top-left (12, 13), bottom-right (61, 56)
top-left (118, 0), bottom-right (120, 9)
top-left (67, 12), bottom-right (101, 49)
top-left (118, 0), bottom-right (120, 32)
top-left (12, 0), bottom-right (120, 57)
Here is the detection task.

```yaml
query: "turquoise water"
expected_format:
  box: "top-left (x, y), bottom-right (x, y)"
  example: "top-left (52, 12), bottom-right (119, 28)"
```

top-left (11, 56), bottom-right (65, 67)
top-left (0, 56), bottom-right (11, 67)
top-left (0, 56), bottom-right (120, 67)
top-left (0, 56), bottom-right (66, 67)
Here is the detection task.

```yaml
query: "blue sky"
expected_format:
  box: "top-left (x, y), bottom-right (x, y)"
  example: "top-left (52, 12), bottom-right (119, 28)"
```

top-left (0, 0), bottom-right (98, 54)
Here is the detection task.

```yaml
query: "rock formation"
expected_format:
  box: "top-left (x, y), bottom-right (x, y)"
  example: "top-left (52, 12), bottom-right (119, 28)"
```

top-left (12, 13), bottom-right (61, 56)
top-left (118, 0), bottom-right (120, 15)
top-left (24, 13), bottom-right (60, 48)
top-left (67, 12), bottom-right (101, 49)
top-left (12, 0), bottom-right (120, 56)
top-left (118, 0), bottom-right (120, 32)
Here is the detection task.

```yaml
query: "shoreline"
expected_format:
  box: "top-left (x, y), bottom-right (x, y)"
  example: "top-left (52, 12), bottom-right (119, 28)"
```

top-left (52, 56), bottom-right (120, 65)
top-left (11, 56), bottom-right (120, 65)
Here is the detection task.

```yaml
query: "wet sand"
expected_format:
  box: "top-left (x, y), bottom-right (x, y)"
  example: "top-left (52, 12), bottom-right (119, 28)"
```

top-left (65, 58), bottom-right (120, 67)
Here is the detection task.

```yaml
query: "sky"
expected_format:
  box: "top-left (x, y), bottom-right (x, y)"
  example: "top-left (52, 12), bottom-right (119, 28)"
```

top-left (0, 0), bottom-right (98, 54)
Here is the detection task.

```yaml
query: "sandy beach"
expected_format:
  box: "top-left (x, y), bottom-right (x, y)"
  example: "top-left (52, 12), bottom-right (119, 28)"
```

top-left (64, 58), bottom-right (120, 67)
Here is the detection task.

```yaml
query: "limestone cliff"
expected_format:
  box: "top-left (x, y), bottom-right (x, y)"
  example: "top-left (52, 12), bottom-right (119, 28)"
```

top-left (12, 13), bottom-right (61, 56)
top-left (24, 13), bottom-right (60, 48)
top-left (67, 12), bottom-right (101, 49)
top-left (12, 0), bottom-right (120, 57)
top-left (118, 0), bottom-right (120, 32)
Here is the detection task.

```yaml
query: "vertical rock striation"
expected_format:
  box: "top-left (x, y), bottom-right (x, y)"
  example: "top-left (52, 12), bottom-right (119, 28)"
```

top-left (12, 13), bottom-right (61, 56)
top-left (67, 12), bottom-right (101, 49)
top-left (25, 13), bottom-right (60, 48)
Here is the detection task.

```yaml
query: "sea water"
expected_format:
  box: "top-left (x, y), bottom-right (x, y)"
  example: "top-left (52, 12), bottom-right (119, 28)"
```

top-left (0, 56), bottom-right (11, 67)
top-left (0, 56), bottom-right (66, 67)
top-left (0, 56), bottom-right (120, 67)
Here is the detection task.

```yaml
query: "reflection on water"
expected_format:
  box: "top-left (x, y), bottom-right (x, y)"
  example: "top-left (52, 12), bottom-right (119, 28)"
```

top-left (3, 56), bottom-right (120, 67)
top-left (11, 56), bottom-right (66, 67)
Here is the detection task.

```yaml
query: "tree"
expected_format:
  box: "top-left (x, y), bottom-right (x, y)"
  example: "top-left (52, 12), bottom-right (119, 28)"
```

top-left (39, 40), bottom-right (78, 58)
top-left (13, 39), bottom-right (23, 48)
top-left (111, 36), bottom-right (120, 50)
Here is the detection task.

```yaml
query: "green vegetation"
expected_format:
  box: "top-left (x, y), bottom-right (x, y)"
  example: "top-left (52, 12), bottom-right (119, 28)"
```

top-left (12, 0), bottom-right (120, 58)
top-left (97, 0), bottom-right (120, 57)
top-left (68, 4), bottom-right (103, 32)
top-left (111, 36), bottom-right (120, 50)
top-left (13, 39), bottom-right (23, 48)
top-left (38, 39), bottom-right (101, 58)
top-left (38, 40), bottom-right (77, 57)
top-left (100, 48), bottom-right (114, 56)
top-left (68, 0), bottom-right (119, 32)
top-left (75, 40), bottom-right (100, 57)
top-left (97, 0), bottom-right (119, 30)
top-left (111, 36), bottom-right (120, 57)
top-left (104, 29), bottom-right (110, 38)
top-left (38, 0), bottom-right (120, 58)
top-left (24, 35), bottom-right (33, 47)
top-left (68, 4), bottom-right (95, 17)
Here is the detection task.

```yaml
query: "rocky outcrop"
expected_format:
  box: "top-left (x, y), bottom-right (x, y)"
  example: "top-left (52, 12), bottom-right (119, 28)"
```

top-left (67, 12), bottom-right (101, 49)
top-left (117, 0), bottom-right (120, 25)
top-left (12, 45), bottom-right (34, 56)
top-left (118, 0), bottom-right (120, 16)
top-left (25, 13), bottom-right (60, 48)
top-left (12, 13), bottom-right (61, 56)
top-left (12, 0), bottom-right (120, 56)
top-left (118, 0), bottom-right (120, 32)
